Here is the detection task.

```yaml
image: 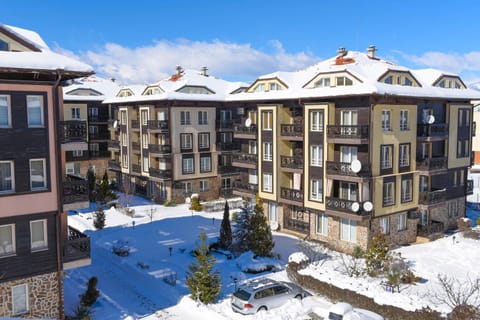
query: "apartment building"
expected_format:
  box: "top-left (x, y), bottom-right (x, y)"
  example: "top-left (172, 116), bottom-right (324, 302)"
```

top-left (63, 76), bottom-right (120, 177)
top-left (105, 67), bottom-right (246, 203)
top-left (0, 24), bottom-right (92, 318)
top-left (229, 47), bottom-right (479, 252)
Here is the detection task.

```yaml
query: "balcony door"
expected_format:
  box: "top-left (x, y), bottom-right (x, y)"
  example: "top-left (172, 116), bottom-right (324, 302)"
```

top-left (340, 146), bottom-right (358, 163)
top-left (341, 110), bottom-right (358, 135)
top-left (340, 182), bottom-right (358, 201)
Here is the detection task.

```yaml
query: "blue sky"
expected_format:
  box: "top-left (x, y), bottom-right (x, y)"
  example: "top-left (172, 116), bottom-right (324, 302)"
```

top-left (3, 0), bottom-right (480, 85)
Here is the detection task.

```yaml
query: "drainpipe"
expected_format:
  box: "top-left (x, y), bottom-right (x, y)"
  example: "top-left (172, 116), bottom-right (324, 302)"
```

top-left (53, 69), bottom-right (65, 319)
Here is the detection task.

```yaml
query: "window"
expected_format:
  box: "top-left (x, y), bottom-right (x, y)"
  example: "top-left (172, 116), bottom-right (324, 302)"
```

top-left (457, 139), bottom-right (470, 158)
top-left (397, 212), bottom-right (407, 231)
top-left (380, 145), bottom-right (393, 169)
top-left (340, 218), bottom-right (357, 242)
top-left (336, 76), bottom-right (353, 86)
top-left (249, 141), bottom-right (257, 154)
top-left (180, 133), bottom-right (193, 150)
top-left (399, 143), bottom-right (410, 168)
top-left (180, 111), bottom-right (191, 125)
top-left (142, 156), bottom-right (149, 172)
top-left (381, 110), bottom-right (391, 131)
top-left (88, 107), bottom-right (98, 121)
top-left (401, 178), bottom-right (412, 203)
top-left (384, 75), bottom-right (392, 84)
top-left (183, 182), bottom-right (192, 194)
top-left (12, 284), bottom-right (28, 315)
top-left (221, 177), bottom-right (231, 189)
top-left (200, 155), bottom-right (211, 172)
top-left (263, 173), bottom-right (273, 192)
top-left (219, 132), bottom-right (232, 144)
top-left (120, 110), bottom-right (127, 125)
top-left (89, 143), bottom-right (99, 157)
top-left (0, 95), bottom-right (11, 127)
top-left (71, 107), bottom-right (81, 120)
top-left (200, 180), bottom-right (208, 192)
top-left (30, 219), bottom-right (47, 251)
top-left (263, 142), bottom-right (273, 161)
top-left (383, 181), bottom-right (395, 206)
top-left (220, 110), bottom-right (232, 121)
top-left (314, 77), bottom-right (330, 88)
top-left (0, 224), bottom-right (15, 256)
top-left (121, 133), bottom-right (128, 147)
top-left (253, 83), bottom-right (265, 92)
top-left (340, 146), bottom-right (357, 164)
top-left (198, 133), bottom-right (210, 149)
top-left (27, 95), bottom-right (44, 127)
top-left (30, 159), bottom-right (46, 190)
top-left (379, 217), bottom-right (390, 235)
top-left (310, 110), bottom-right (323, 131)
top-left (269, 82), bottom-right (281, 91)
top-left (122, 153), bottom-right (128, 168)
top-left (141, 109), bottom-right (148, 126)
top-left (310, 145), bottom-right (323, 166)
top-left (316, 213), bottom-right (328, 235)
top-left (0, 161), bottom-right (14, 193)
top-left (0, 39), bottom-right (9, 51)
top-left (262, 111), bottom-right (273, 130)
top-left (182, 157), bottom-right (194, 174)
top-left (459, 109), bottom-right (470, 127)
top-left (249, 169), bottom-right (258, 184)
top-left (159, 159), bottom-right (167, 170)
top-left (448, 201), bottom-right (459, 217)
top-left (400, 110), bottom-right (409, 131)
top-left (142, 134), bottom-right (149, 149)
top-left (310, 179), bottom-right (323, 201)
top-left (268, 202), bottom-right (278, 222)
top-left (198, 111), bottom-right (208, 125)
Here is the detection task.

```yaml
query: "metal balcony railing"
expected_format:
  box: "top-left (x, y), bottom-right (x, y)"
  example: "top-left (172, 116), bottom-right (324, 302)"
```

top-left (59, 120), bottom-right (87, 143)
top-left (64, 226), bottom-right (90, 263)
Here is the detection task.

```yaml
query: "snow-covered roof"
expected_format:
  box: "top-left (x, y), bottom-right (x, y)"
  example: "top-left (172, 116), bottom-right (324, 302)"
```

top-left (103, 68), bottom-right (248, 104)
top-left (0, 23), bottom-right (93, 76)
top-left (228, 50), bottom-right (480, 102)
top-left (63, 75), bottom-right (121, 101)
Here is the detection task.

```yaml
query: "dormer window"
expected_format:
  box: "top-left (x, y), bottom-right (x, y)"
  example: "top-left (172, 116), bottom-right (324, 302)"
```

top-left (314, 77), bottom-right (330, 88)
top-left (116, 89), bottom-right (134, 97)
top-left (143, 86), bottom-right (163, 96)
top-left (253, 83), bottom-right (265, 92)
top-left (269, 82), bottom-right (281, 91)
top-left (336, 76), bottom-right (353, 86)
top-left (0, 39), bottom-right (8, 51)
top-left (435, 76), bottom-right (465, 89)
top-left (176, 86), bottom-right (214, 94)
top-left (379, 71), bottom-right (419, 87)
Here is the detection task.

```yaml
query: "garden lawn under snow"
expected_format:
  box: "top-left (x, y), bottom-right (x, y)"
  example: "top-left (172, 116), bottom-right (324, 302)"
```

top-left (64, 196), bottom-right (480, 319)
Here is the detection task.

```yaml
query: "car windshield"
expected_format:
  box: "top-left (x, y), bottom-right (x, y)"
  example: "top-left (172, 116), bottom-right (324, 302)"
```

top-left (233, 288), bottom-right (251, 301)
top-left (329, 313), bottom-right (343, 320)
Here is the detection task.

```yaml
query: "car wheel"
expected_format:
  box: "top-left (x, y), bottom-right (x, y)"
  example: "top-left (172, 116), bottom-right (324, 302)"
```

top-left (258, 306), bottom-right (267, 312)
top-left (295, 294), bottom-right (303, 300)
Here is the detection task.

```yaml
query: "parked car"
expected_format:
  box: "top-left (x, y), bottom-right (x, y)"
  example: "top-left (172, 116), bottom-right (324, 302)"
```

top-left (231, 278), bottom-right (305, 315)
top-left (327, 302), bottom-right (384, 320)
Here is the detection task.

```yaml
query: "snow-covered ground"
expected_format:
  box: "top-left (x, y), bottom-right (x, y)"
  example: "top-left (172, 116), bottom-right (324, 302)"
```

top-left (64, 196), bottom-right (480, 319)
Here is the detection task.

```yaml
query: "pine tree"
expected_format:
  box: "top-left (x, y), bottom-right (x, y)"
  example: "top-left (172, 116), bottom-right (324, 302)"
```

top-left (247, 194), bottom-right (274, 257)
top-left (219, 201), bottom-right (232, 250)
top-left (93, 207), bottom-right (106, 230)
top-left (186, 230), bottom-right (221, 304)
top-left (86, 167), bottom-right (96, 202)
top-left (80, 276), bottom-right (100, 307)
top-left (364, 232), bottom-right (390, 276)
top-left (96, 171), bottom-right (116, 203)
top-left (232, 207), bottom-right (251, 253)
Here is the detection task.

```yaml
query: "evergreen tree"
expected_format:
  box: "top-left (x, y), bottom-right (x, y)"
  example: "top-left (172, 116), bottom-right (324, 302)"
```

top-left (219, 201), bottom-right (232, 250)
top-left (96, 171), bottom-right (116, 203)
top-left (364, 231), bottom-right (390, 276)
top-left (247, 194), bottom-right (274, 257)
top-left (80, 276), bottom-right (100, 307)
top-left (186, 230), bottom-right (221, 304)
top-left (232, 207), bottom-right (251, 253)
top-left (86, 167), bottom-right (96, 202)
top-left (93, 207), bottom-right (106, 230)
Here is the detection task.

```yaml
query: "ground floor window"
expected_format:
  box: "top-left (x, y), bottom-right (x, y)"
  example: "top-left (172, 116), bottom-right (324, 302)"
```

top-left (12, 283), bottom-right (28, 315)
top-left (397, 212), bottom-right (407, 231)
top-left (316, 213), bottom-right (328, 236)
top-left (340, 218), bottom-right (357, 242)
top-left (200, 180), bottom-right (208, 192)
top-left (268, 202), bottom-right (277, 222)
top-left (379, 216), bottom-right (390, 235)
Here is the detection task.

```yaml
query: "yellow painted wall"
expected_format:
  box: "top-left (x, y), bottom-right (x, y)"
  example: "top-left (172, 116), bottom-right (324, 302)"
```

top-left (0, 33), bottom-right (36, 52)
top-left (64, 102), bottom-right (88, 120)
top-left (372, 174), bottom-right (418, 217)
top-left (472, 110), bottom-right (480, 153)
top-left (258, 104), bottom-right (278, 202)
top-left (303, 103), bottom-right (330, 211)
top-left (448, 103), bottom-right (473, 168)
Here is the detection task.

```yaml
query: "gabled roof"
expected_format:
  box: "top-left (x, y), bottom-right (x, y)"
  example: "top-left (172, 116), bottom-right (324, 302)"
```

top-left (63, 75), bottom-right (121, 101)
top-left (0, 23), bottom-right (93, 79)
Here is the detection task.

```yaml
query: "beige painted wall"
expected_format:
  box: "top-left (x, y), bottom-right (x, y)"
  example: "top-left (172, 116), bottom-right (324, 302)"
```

top-left (0, 33), bottom-right (35, 52)
top-left (258, 105), bottom-right (278, 202)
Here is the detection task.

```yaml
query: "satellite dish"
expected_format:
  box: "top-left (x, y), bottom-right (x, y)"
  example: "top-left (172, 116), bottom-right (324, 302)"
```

top-left (245, 118), bottom-right (252, 128)
top-left (363, 201), bottom-right (373, 212)
top-left (185, 197), bottom-right (191, 204)
top-left (350, 160), bottom-right (362, 173)
top-left (113, 120), bottom-right (118, 129)
top-left (351, 202), bottom-right (360, 212)
top-left (427, 115), bottom-right (435, 124)
top-left (270, 221), bottom-right (279, 231)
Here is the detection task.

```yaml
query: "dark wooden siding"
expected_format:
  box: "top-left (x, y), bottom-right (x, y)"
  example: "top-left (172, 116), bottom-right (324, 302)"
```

top-left (0, 212), bottom-right (59, 281)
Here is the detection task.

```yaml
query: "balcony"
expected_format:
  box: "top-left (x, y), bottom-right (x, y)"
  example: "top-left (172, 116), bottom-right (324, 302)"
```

top-left (325, 196), bottom-right (370, 220)
top-left (418, 189), bottom-right (446, 205)
top-left (218, 165), bottom-right (240, 175)
top-left (283, 218), bottom-right (310, 234)
top-left (88, 131), bottom-right (110, 141)
top-left (326, 125), bottom-right (369, 144)
top-left (149, 144), bottom-right (172, 155)
top-left (88, 115), bottom-right (109, 123)
top-left (416, 157), bottom-right (447, 172)
top-left (108, 159), bottom-right (121, 171)
top-left (280, 156), bottom-right (303, 171)
top-left (217, 119), bottom-right (234, 130)
top-left (59, 120), bottom-right (88, 151)
top-left (131, 142), bottom-right (141, 153)
top-left (131, 120), bottom-right (140, 130)
top-left (417, 123), bottom-right (448, 140)
top-left (220, 187), bottom-right (234, 198)
top-left (233, 124), bottom-right (257, 139)
top-left (233, 181), bottom-right (258, 197)
top-left (280, 124), bottom-right (303, 140)
top-left (108, 140), bottom-right (120, 151)
top-left (149, 167), bottom-right (172, 180)
top-left (63, 176), bottom-right (89, 211)
top-left (417, 220), bottom-right (444, 237)
top-left (231, 153), bottom-right (258, 169)
top-left (467, 179), bottom-right (474, 195)
top-left (147, 120), bottom-right (169, 132)
top-left (280, 187), bottom-right (304, 205)
top-left (132, 164), bottom-right (141, 174)
top-left (326, 161), bottom-right (371, 178)
top-left (63, 226), bottom-right (91, 270)
top-left (217, 142), bottom-right (241, 151)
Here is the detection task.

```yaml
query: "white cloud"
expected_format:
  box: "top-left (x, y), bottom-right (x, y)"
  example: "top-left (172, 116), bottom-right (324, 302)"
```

top-left (398, 50), bottom-right (480, 75)
top-left (68, 39), bottom-right (318, 84)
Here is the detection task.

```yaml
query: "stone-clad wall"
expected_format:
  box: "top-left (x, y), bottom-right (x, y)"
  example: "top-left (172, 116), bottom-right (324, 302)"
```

top-left (0, 271), bottom-right (62, 319)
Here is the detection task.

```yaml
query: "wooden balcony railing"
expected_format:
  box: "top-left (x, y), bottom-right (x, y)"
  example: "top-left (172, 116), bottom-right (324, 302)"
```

top-left (280, 187), bottom-right (304, 203)
top-left (280, 124), bottom-right (303, 137)
top-left (59, 120), bottom-right (87, 143)
top-left (63, 178), bottom-right (89, 205)
top-left (418, 189), bottom-right (446, 205)
top-left (232, 153), bottom-right (258, 165)
top-left (280, 156), bottom-right (304, 170)
top-left (326, 161), bottom-right (371, 177)
top-left (326, 125), bottom-right (369, 139)
top-left (149, 144), bottom-right (172, 154)
top-left (416, 157), bottom-right (448, 171)
top-left (147, 120), bottom-right (169, 131)
top-left (149, 167), bottom-right (172, 179)
top-left (63, 226), bottom-right (90, 263)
